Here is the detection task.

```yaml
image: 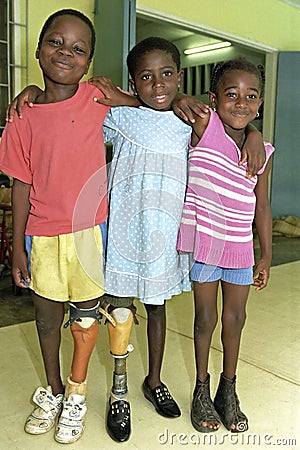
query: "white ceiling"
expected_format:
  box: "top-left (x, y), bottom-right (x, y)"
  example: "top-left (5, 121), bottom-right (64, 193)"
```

top-left (136, 17), bottom-right (220, 48)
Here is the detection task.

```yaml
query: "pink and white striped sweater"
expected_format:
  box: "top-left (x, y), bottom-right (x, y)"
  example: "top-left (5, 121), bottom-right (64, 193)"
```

top-left (177, 109), bottom-right (275, 268)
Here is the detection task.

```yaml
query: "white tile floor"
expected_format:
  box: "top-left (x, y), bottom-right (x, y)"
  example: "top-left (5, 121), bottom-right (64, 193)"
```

top-left (1, 261), bottom-right (299, 450)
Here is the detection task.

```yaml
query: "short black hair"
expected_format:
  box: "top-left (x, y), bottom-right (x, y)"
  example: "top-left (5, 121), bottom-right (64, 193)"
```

top-left (127, 36), bottom-right (181, 79)
top-left (210, 58), bottom-right (265, 96)
top-left (38, 9), bottom-right (96, 61)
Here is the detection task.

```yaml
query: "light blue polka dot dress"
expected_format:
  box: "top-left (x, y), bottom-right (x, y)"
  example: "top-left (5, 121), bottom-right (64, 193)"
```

top-left (103, 106), bottom-right (192, 305)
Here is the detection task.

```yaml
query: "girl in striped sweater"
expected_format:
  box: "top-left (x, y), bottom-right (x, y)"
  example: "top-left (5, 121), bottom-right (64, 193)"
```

top-left (177, 58), bottom-right (274, 434)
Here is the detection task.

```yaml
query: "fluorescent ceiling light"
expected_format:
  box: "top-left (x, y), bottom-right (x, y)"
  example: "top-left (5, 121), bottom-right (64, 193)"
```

top-left (184, 41), bottom-right (232, 55)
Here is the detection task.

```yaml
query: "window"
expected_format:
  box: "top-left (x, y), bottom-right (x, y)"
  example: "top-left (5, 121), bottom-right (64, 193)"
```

top-left (0, 0), bottom-right (28, 136)
top-left (182, 63), bottom-right (215, 97)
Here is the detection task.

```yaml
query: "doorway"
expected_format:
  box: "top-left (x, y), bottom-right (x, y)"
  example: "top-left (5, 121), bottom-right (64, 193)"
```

top-left (136, 12), bottom-right (278, 143)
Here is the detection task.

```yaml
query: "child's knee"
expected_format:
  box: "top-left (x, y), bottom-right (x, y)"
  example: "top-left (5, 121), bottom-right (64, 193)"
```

top-left (195, 310), bottom-right (218, 335)
top-left (223, 310), bottom-right (247, 331)
top-left (35, 310), bottom-right (63, 336)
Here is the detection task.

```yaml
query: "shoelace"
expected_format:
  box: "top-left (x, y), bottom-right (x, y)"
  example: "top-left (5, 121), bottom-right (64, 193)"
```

top-left (194, 384), bottom-right (216, 419)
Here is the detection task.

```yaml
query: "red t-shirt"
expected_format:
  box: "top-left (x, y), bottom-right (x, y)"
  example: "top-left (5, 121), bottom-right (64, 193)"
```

top-left (0, 82), bottom-right (110, 236)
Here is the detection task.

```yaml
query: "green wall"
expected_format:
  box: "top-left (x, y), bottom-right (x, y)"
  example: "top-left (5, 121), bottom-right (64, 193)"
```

top-left (137, 0), bottom-right (300, 51)
top-left (25, 0), bottom-right (300, 87)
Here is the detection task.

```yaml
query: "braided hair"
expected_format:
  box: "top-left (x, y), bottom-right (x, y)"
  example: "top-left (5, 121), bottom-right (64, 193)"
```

top-left (210, 58), bottom-right (265, 96)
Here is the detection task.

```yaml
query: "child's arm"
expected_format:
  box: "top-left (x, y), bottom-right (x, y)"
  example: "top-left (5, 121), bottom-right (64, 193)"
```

top-left (11, 179), bottom-right (31, 288)
top-left (6, 86), bottom-right (43, 122)
top-left (190, 110), bottom-right (210, 146)
top-left (89, 76), bottom-right (141, 107)
top-left (241, 124), bottom-right (266, 178)
top-left (252, 157), bottom-right (273, 291)
top-left (172, 94), bottom-right (210, 145)
top-left (172, 95), bottom-right (210, 146)
top-left (171, 93), bottom-right (209, 123)
top-left (6, 76), bottom-right (141, 121)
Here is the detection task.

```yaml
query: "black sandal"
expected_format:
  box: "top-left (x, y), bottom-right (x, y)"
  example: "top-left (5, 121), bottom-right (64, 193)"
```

top-left (214, 373), bottom-right (248, 432)
top-left (191, 374), bottom-right (221, 433)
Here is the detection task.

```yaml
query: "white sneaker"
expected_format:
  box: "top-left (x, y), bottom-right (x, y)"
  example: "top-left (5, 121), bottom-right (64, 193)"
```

top-left (55, 393), bottom-right (87, 444)
top-left (25, 386), bottom-right (63, 435)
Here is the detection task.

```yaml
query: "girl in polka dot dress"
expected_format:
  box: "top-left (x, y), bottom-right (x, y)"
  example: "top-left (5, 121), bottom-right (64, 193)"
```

top-left (101, 38), bottom-right (192, 416)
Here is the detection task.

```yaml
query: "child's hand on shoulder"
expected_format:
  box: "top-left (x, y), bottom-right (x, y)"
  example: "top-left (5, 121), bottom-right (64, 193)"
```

top-left (240, 127), bottom-right (266, 178)
top-left (89, 76), bottom-right (140, 107)
top-left (89, 76), bottom-right (120, 103)
top-left (172, 93), bottom-right (209, 124)
top-left (6, 85), bottom-right (42, 122)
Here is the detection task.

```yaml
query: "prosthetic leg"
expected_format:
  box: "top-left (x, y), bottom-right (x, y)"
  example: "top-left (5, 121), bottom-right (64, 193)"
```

top-left (106, 306), bottom-right (134, 442)
top-left (55, 302), bottom-right (102, 444)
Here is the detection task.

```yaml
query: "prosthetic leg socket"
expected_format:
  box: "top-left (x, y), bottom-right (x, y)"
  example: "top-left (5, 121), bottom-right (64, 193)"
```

top-left (107, 307), bottom-right (134, 357)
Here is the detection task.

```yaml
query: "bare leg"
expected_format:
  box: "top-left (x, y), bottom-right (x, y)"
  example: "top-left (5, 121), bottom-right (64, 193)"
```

top-left (145, 303), bottom-right (166, 389)
top-left (214, 281), bottom-right (249, 432)
top-left (143, 302), bottom-right (180, 418)
top-left (193, 281), bottom-right (219, 382)
top-left (31, 292), bottom-right (65, 396)
top-left (192, 281), bottom-right (220, 431)
top-left (220, 281), bottom-right (249, 379)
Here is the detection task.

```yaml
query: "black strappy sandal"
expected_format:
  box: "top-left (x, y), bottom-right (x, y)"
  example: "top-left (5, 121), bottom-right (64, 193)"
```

top-left (214, 373), bottom-right (248, 432)
top-left (191, 374), bottom-right (221, 433)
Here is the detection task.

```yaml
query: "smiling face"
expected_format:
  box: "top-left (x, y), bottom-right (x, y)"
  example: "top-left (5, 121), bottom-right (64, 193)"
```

top-left (129, 49), bottom-right (183, 111)
top-left (209, 69), bottom-right (263, 132)
top-left (36, 14), bottom-right (92, 87)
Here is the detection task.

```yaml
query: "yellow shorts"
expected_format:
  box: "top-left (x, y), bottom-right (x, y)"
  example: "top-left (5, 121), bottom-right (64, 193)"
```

top-left (25, 225), bottom-right (106, 302)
